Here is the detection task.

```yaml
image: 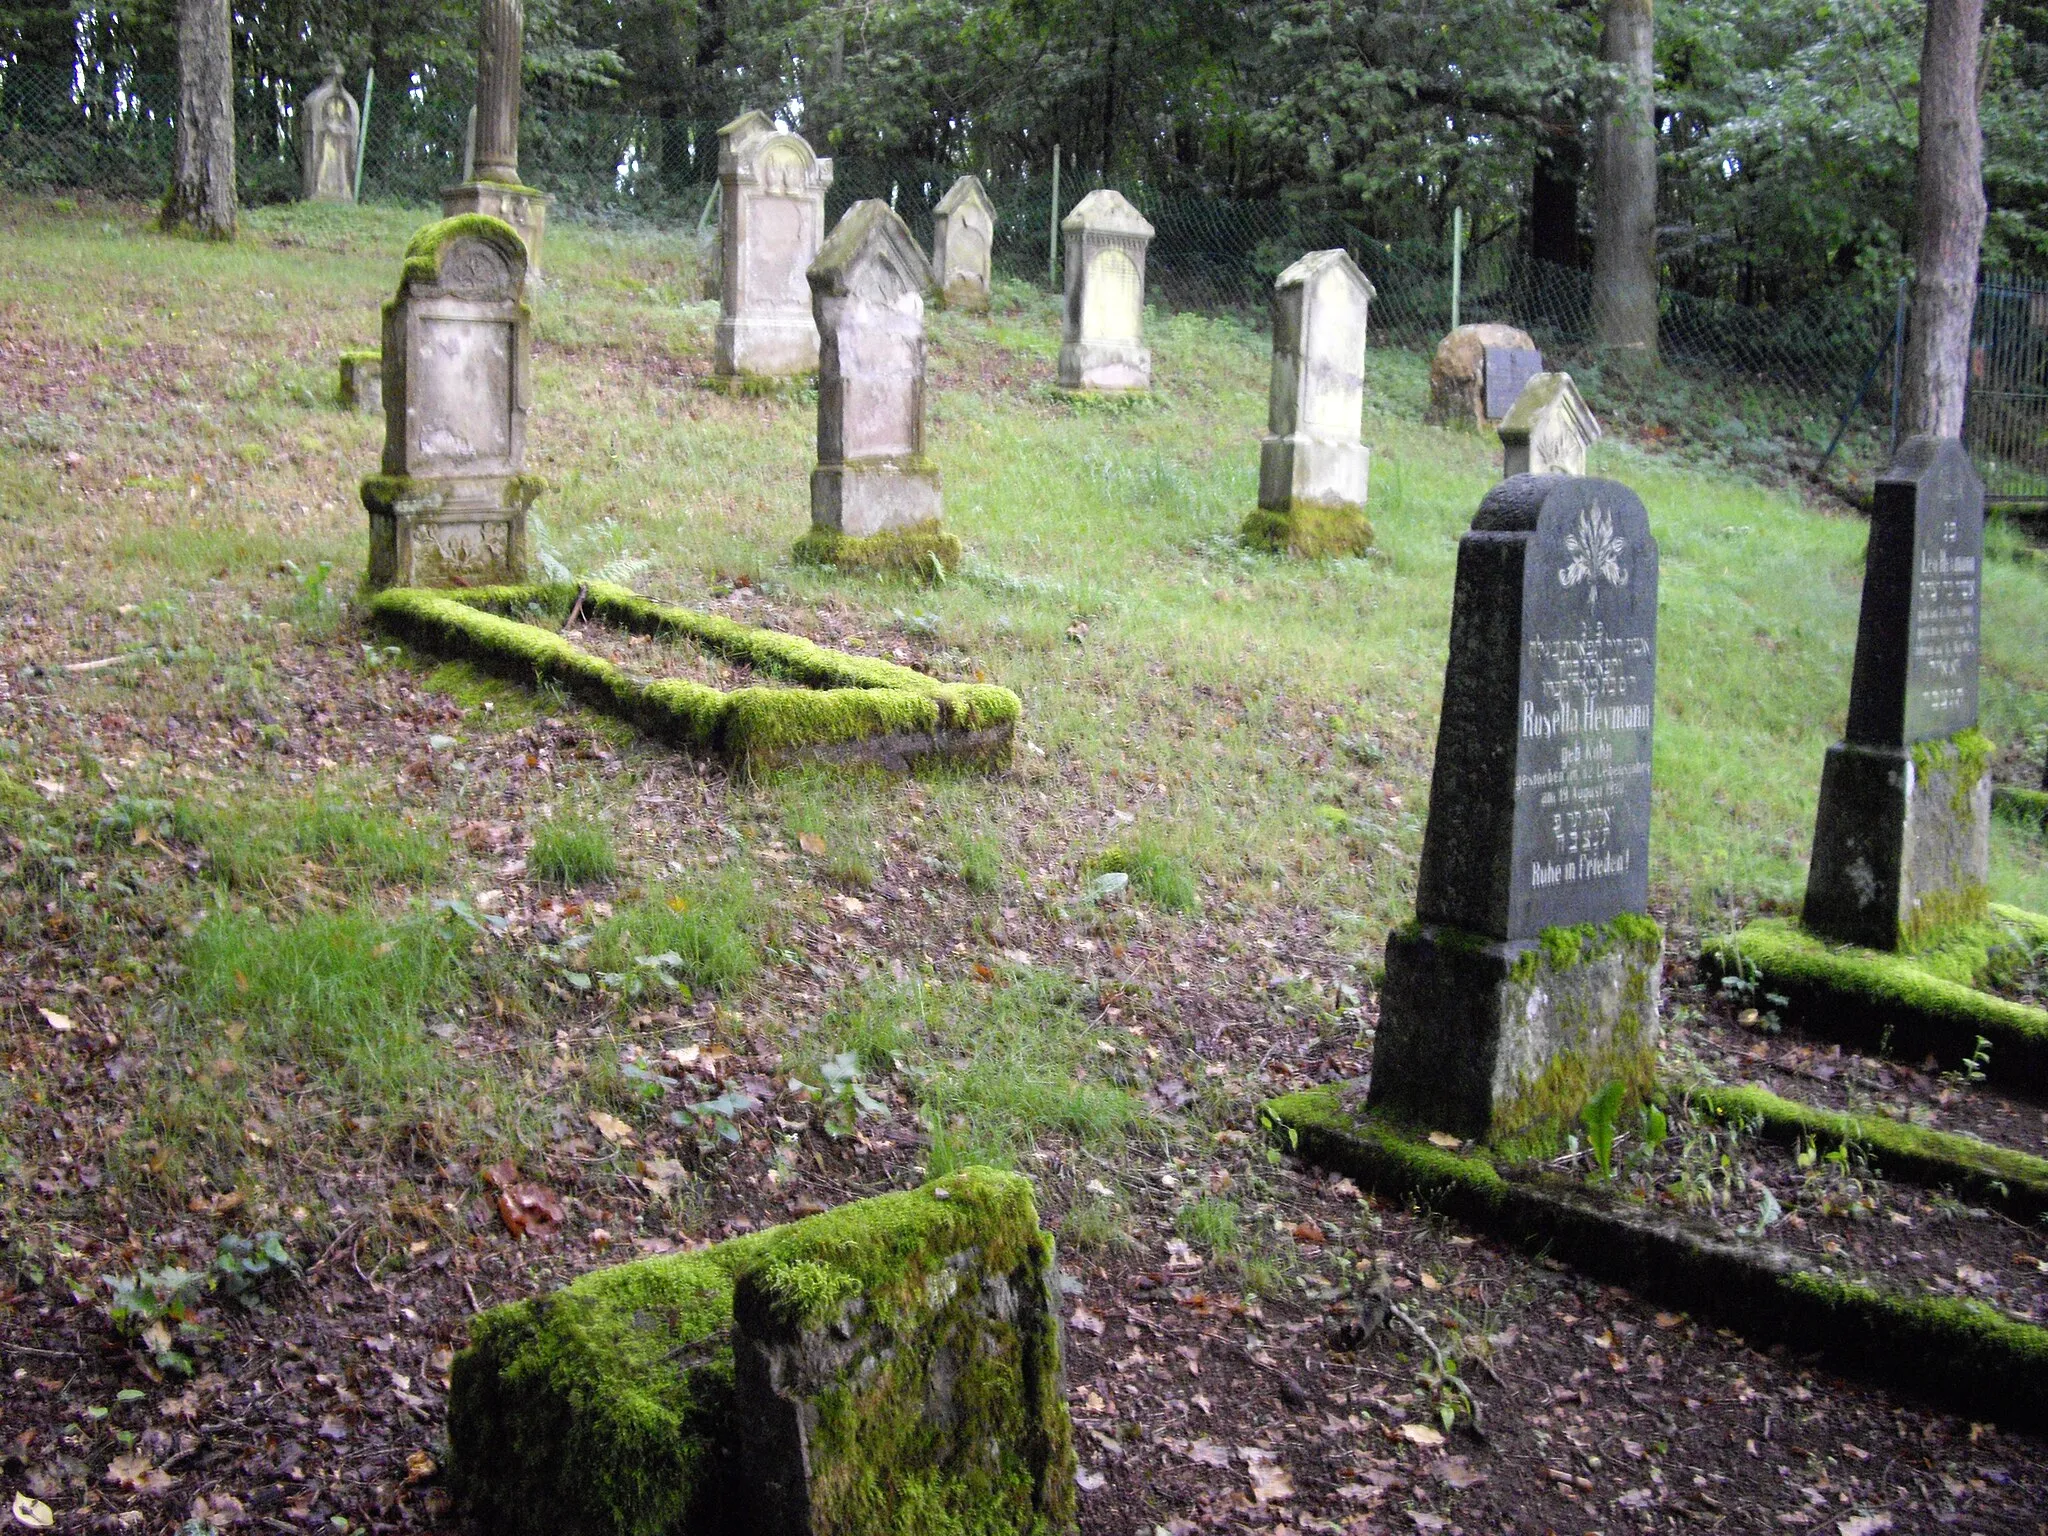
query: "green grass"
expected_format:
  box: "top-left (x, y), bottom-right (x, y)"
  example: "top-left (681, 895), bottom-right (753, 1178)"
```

top-left (530, 815), bottom-right (619, 887)
top-left (1175, 1195), bottom-right (1242, 1256)
top-left (170, 794), bottom-right (446, 893)
top-left (1087, 831), bottom-right (1200, 912)
top-left (586, 872), bottom-right (763, 997)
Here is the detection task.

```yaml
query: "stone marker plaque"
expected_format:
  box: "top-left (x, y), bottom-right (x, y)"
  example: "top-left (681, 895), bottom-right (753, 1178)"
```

top-left (715, 110), bottom-right (833, 379)
top-left (931, 174), bottom-right (995, 313)
top-left (1483, 345), bottom-right (1544, 422)
top-left (1804, 435), bottom-right (1989, 950)
top-left (1057, 190), bottom-right (1154, 392)
top-left (1416, 476), bottom-right (1658, 940)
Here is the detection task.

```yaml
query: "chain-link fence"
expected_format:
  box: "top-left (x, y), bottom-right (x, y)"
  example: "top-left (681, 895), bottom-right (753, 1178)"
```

top-left (5, 63), bottom-right (2045, 502)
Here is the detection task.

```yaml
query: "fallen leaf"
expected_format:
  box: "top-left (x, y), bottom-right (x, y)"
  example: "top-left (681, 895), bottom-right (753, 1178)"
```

top-left (1409, 1514), bottom-right (1448, 1534)
top-left (496, 1179), bottom-right (567, 1239)
top-left (189, 1492), bottom-right (245, 1527)
top-left (1426, 1131), bottom-right (1462, 1149)
top-left (587, 1110), bottom-right (636, 1146)
top-left (1075, 1467), bottom-right (1106, 1492)
top-left (1838, 1517), bottom-right (1893, 1536)
top-left (37, 1008), bottom-right (73, 1033)
top-left (1069, 1304), bottom-right (1104, 1336)
top-left (1187, 1439), bottom-right (1234, 1468)
top-left (1291, 1220), bottom-right (1326, 1244)
top-left (798, 832), bottom-right (826, 856)
top-left (1417, 1271), bottom-right (1441, 1292)
top-left (1399, 1423), bottom-right (1446, 1448)
top-left (1653, 1312), bottom-right (1684, 1329)
top-left (1242, 1449), bottom-right (1293, 1504)
top-left (105, 1452), bottom-right (175, 1494)
top-left (12, 1494), bottom-right (53, 1530)
top-left (403, 1451), bottom-right (437, 1485)
top-left (1433, 1455), bottom-right (1486, 1489)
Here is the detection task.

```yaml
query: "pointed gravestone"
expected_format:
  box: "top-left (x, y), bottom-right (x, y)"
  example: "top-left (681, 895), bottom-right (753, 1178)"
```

top-left (1804, 436), bottom-right (1988, 951)
top-left (362, 216), bottom-right (540, 589)
top-left (1243, 249), bottom-right (1375, 557)
top-left (795, 200), bottom-right (954, 570)
top-left (931, 174), bottom-right (996, 314)
top-left (441, 0), bottom-right (549, 276)
top-left (715, 111), bottom-right (834, 382)
top-left (1057, 190), bottom-right (1154, 392)
top-left (1370, 475), bottom-right (1662, 1146)
top-left (1499, 372), bottom-right (1601, 478)
top-left (301, 66), bottom-right (359, 204)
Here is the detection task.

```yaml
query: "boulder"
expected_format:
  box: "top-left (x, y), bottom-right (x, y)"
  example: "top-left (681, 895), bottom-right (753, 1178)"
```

top-left (1426, 322), bottom-right (1538, 430)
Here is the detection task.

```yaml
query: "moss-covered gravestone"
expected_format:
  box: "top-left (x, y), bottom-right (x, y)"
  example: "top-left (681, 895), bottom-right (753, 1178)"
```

top-left (1804, 436), bottom-right (1989, 951)
top-left (1369, 475), bottom-right (1663, 1147)
top-left (446, 1169), bottom-right (1075, 1536)
top-left (715, 111), bottom-right (834, 382)
top-left (1056, 190), bottom-right (1153, 393)
top-left (1498, 371), bottom-right (1600, 478)
top-left (793, 201), bottom-right (961, 576)
top-left (1241, 249), bottom-right (1376, 559)
top-left (361, 216), bottom-right (541, 590)
top-left (932, 174), bottom-right (996, 314)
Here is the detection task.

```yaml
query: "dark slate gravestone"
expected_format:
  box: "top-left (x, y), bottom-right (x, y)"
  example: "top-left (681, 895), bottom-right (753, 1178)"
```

top-left (1804, 436), bottom-right (1989, 951)
top-left (1483, 345), bottom-right (1544, 422)
top-left (1370, 475), bottom-right (1663, 1144)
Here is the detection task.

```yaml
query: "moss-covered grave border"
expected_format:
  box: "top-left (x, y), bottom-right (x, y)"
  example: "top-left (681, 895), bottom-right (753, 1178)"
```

top-left (1994, 783), bottom-right (2048, 834)
top-left (368, 580), bottom-right (1019, 774)
top-left (1260, 1088), bottom-right (2048, 1430)
top-left (1701, 908), bottom-right (2048, 1091)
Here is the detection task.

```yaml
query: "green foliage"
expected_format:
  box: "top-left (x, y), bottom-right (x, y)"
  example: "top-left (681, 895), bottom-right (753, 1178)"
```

top-left (587, 875), bottom-right (762, 999)
top-left (1581, 1080), bottom-right (1627, 1180)
top-left (530, 816), bottom-right (619, 887)
top-left (1087, 833), bottom-right (1198, 913)
top-left (103, 1231), bottom-right (297, 1375)
top-left (1175, 1196), bottom-right (1242, 1256)
top-left (171, 795), bottom-right (446, 893)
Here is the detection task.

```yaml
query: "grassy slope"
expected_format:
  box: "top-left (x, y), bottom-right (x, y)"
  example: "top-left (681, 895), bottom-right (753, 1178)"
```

top-left (2, 192), bottom-right (2045, 945)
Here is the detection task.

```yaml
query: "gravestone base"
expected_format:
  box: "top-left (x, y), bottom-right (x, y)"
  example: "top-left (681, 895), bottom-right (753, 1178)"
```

top-left (1240, 503), bottom-right (1373, 560)
top-left (715, 315), bottom-right (819, 380)
top-left (793, 520), bottom-right (962, 581)
top-left (811, 459), bottom-right (942, 538)
top-left (939, 275), bottom-right (991, 314)
top-left (363, 474), bottom-right (540, 590)
top-left (1259, 434), bottom-right (1369, 512)
top-left (1057, 338), bottom-right (1150, 393)
top-left (441, 181), bottom-right (548, 277)
top-left (1368, 916), bottom-right (1662, 1150)
top-left (1803, 734), bottom-right (1993, 952)
top-left (338, 350), bottom-right (382, 413)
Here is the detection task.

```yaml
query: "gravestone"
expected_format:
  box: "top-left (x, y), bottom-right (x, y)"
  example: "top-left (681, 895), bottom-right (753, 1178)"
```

top-left (338, 349), bottom-right (381, 413)
top-left (807, 200), bottom-right (943, 540)
top-left (1057, 190), bottom-right (1153, 392)
top-left (1499, 371), bottom-right (1601, 477)
top-left (1244, 249), bottom-right (1376, 557)
top-left (1426, 323), bottom-right (1539, 429)
top-left (361, 216), bottom-right (539, 589)
top-left (715, 110), bottom-right (834, 380)
top-left (931, 175), bottom-right (996, 313)
top-left (1804, 435), bottom-right (1989, 951)
top-left (300, 67), bottom-right (359, 204)
top-left (441, 0), bottom-right (549, 276)
top-left (1483, 346), bottom-right (1545, 421)
top-left (1370, 475), bottom-right (1662, 1145)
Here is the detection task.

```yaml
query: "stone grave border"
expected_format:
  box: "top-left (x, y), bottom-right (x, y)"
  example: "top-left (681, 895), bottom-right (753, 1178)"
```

top-left (1993, 783), bottom-right (2048, 832)
top-left (792, 519), bottom-right (964, 580)
top-left (1259, 1089), bottom-right (2048, 1430)
top-left (368, 580), bottom-right (1017, 774)
top-left (446, 1167), bottom-right (1075, 1536)
top-left (1701, 904), bottom-right (2048, 1091)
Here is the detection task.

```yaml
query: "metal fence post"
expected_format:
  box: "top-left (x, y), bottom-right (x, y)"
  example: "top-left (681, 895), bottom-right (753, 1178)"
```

top-left (1048, 144), bottom-right (1061, 290)
top-left (1450, 206), bottom-right (1464, 331)
top-left (354, 68), bottom-right (373, 201)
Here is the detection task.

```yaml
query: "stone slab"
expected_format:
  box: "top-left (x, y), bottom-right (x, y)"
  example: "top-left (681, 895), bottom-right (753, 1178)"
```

top-left (1483, 346), bottom-right (1545, 421)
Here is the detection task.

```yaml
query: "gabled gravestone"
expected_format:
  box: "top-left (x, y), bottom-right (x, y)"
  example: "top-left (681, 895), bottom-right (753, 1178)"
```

top-left (361, 216), bottom-right (540, 590)
top-left (931, 174), bottom-right (996, 314)
top-left (1804, 436), bottom-right (1989, 950)
top-left (1499, 371), bottom-right (1601, 477)
top-left (797, 200), bottom-right (952, 570)
top-left (1058, 190), bottom-right (1153, 393)
top-left (1370, 475), bottom-right (1662, 1145)
top-left (1242, 249), bottom-right (1376, 558)
top-left (715, 110), bottom-right (834, 382)
top-left (300, 66), bottom-right (359, 204)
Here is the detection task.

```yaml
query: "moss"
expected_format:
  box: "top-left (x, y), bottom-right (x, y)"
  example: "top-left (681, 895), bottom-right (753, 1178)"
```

top-left (705, 372), bottom-right (814, 397)
top-left (368, 584), bottom-right (1018, 774)
top-left (1912, 725), bottom-right (1995, 799)
top-left (793, 522), bottom-right (965, 582)
top-left (1993, 784), bottom-right (2048, 832)
top-left (338, 347), bottom-right (381, 367)
top-left (1701, 914), bottom-right (2048, 1088)
top-left (360, 474), bottom-right (545, 518)
top-left (1240, 504), bottom-right (1373, 559)
top-left (1900, 881), bottom-right (1992, 951)
top-left (1690, 1082), bottom-right (2048, 1224)
top-left (400, 213), bottom-right (527, 289)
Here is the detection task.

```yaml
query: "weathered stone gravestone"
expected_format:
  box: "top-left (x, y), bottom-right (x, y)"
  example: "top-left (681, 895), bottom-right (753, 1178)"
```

top-left (1426, 322), bottom-right (1540, 429)
top-left (300, 67), bottom-right (359, 203)
top-left (1804, 436), bottom-right (1989, 951)
top-left (441, 0), bottom-right (549, 276)
top-left (1370, 475), bottom-right (1661, 1145)
top-left (715, 110), bottom-right (834, 381)
top-left (1242, 249), bottom-right (1375, 558)
top-left (338, 349), bottom-right (381, 413)
top-left (1499, 371), bottom-right (1601, 477)
top-left (803, 200), bottom-right (945, 556)
top-left (1057, 189), bottom-right (1153, 392)
top-left (931, 174), bottom-right (996, 313)
top-left (361, 216), bottom-right (540, 589)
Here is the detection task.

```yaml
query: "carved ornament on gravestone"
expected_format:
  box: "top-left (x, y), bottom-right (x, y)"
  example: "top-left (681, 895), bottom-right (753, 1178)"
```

top-left (715, 111), bottom-right (834, 379)
top-left (1057, 190), bottom-right (1154, 392)
top-left (931, 175), bottom-right (996, 314)
top-left (300, 67), bottom-right (359, 204)
top-left (1498, 371), bottom-right (1601, 478)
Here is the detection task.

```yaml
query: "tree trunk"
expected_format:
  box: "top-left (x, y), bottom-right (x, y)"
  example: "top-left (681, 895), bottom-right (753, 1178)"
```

top-left (1900, 0), bottom-right (1987, 439)
top-left (1530, 118), bottom-right (1584, 270)
top-left (1591, 0), bottom-right (1657, 363)
top-left (161, 0), bottom-right (235, 239)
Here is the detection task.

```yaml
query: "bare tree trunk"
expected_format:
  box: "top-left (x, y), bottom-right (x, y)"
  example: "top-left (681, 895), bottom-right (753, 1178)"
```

top-left (161, 0), bottom-right (235, 239)
top-left (1591, 0), bottom-right (1657, 363)
top-left (1900, 0), bottom-right (1987, 438)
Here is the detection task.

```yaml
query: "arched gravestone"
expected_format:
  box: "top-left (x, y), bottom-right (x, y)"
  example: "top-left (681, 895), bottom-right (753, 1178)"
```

top-left (1804, 435), bottom-right (1989, 951)
top-left (1370, 474), bottom-right (1662, 1144)
top-left (931, 175), bottom-right (995, 313)
top-left (715, 111), bottom-right (834, 379)
top-left (362, 217), bottom-right (539, 589)
top-left (1057, 190), bottom-right (1153, 392)
top-left (300, 68), bottom-right (359, 204)
top-left (807, 201), bottom-right (942, 539)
